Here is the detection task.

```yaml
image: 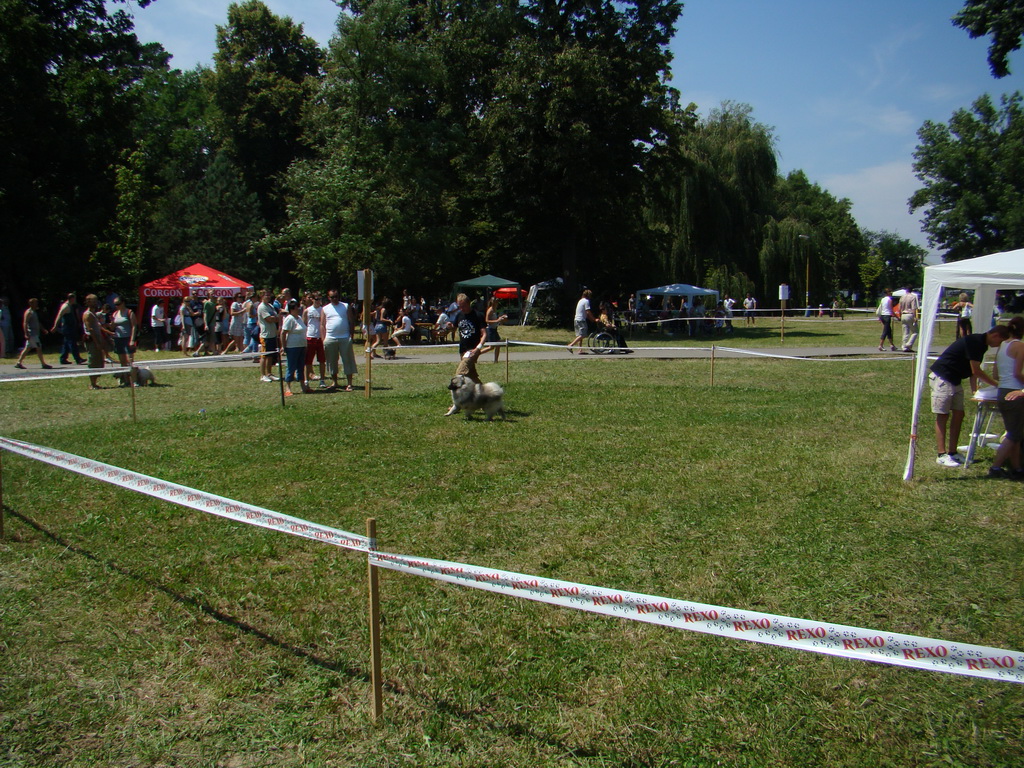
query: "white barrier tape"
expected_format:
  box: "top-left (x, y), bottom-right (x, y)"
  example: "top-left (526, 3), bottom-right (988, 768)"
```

top-left (714, 346), bottom-right (913, 363)
top-left (3, 435), bottom-right (1020, 683)
top-left (509, 341), bottom-right (911, 362)
top-left (371, 550), bottom-right (1024, 684)
top-left (0, 437), bottom-right (370, 552)
top-left (0, 365), bottom-right (133, 383)
top-left (142, 352), bottom-right (264, 368)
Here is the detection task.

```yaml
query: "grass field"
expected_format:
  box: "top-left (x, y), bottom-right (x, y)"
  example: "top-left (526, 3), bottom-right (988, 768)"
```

top-left (1, 334), bottom-right (1022, 767)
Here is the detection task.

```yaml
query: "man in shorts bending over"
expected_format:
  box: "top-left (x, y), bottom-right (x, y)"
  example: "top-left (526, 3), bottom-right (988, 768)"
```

top-left (929, 325), bottom-right (1007, 467)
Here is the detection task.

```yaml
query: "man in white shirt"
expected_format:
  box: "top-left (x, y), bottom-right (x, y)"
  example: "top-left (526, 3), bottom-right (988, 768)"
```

top-left (567, 289), bottom-right (594, 353)
top-left (257, 290), bottom-right (279, 381)
top-left (898, 286), bottom-right (920, 353)
top-left (723, 295), bottom-right (736, 334)
top-left (743, 293), bottom-right (757, 326)
top-left (150, 301), bottom-right (166, 352)
top-left (321, 290), bottom-right (358, 390)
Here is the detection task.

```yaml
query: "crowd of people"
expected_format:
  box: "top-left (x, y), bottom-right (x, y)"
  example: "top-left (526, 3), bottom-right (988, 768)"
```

top-left (0, 288), bottom-right (512, 393)
top-left (625, 291), bottom-right (758, 336)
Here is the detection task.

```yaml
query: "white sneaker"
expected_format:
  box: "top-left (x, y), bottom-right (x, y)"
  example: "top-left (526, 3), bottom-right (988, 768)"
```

top-left (261, 375), bottom-right (273, 383)
top-left (936, 454), bottom-right (961, 468)
top-left (950, 452), bottom-right (966, 463)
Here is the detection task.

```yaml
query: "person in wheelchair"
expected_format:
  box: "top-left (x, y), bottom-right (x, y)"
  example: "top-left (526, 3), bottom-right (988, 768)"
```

top-left (597, 302), bottom-right (633, 354)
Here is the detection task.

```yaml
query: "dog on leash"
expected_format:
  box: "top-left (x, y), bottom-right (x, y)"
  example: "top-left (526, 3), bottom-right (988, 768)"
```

top-left (447, 375), bottom-right (505, 420)
top-left (114, 367), bottom-right (157, 387)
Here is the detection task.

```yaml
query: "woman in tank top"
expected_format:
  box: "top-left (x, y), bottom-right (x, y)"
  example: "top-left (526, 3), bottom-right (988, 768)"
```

top-left (111, 297), bottom-right (136, 369)
top-left (990, 316), bottom-right (1024, 477)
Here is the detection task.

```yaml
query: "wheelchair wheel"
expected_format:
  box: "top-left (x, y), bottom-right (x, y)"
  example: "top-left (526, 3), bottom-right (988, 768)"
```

top-left (588, 331), bottom-right (616, 354)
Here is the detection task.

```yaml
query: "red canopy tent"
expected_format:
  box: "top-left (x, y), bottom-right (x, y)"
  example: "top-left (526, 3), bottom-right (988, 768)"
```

top-left (493, 287), bottom-right (527, 299)
top-left (138, 263), bottom-right (254, 316)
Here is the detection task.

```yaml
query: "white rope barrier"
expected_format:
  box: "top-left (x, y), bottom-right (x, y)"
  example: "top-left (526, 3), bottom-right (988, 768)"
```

top-left (1, 435), bottom-right (1021, 685)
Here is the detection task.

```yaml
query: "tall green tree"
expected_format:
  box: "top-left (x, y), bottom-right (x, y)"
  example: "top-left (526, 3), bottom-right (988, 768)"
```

top-left (206, 0), bottom-right (324, 283)
top-left (953, 0), bottom-right (1024, 77)
top-left (761, 170), bottom-right (865, 305)
top-left (280, 0), bottom-right (490, 293)
top-left (910, 92), bottom-right (1024, 261)
top-left (282, 0), bottom-right (681, 299)
top-left (0, 0), bottom-right (166, 303)
top-left (656, 102), bottom-right (776, 289)
top-left (481, 0), bottom-right (682, 296)
top-left (860, 231), bottom-right (927, 297)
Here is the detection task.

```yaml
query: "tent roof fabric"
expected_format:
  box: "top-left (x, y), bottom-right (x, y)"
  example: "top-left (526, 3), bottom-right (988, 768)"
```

top-left (920, 250), bottom-right (1024, 288)
top-left (904, 249), bottom-right (1024, 480)
top-left (453, 274), bottom-right (520, 290)
top-left (637, 283), bottom-right (719, 297)
top-left (140, 262), bottom-right (253, 299)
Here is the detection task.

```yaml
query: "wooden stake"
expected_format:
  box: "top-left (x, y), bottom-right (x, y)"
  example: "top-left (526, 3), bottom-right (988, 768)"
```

top-left (278, 348), bottom-right (286, 407)
top-left (129, 366), bottom-right (138, 423)
top-left (710, 345), bottom-right (716, 387)
top-left (366, 517), bottom-right (383, 721)
top-left (362, 270), bottom-right (373, 398)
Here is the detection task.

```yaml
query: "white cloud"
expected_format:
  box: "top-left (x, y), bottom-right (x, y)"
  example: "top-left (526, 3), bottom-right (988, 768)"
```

top-left (824, 161), bottom-right (936, 257)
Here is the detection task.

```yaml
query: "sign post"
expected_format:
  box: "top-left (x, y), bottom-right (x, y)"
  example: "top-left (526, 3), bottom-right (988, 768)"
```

top-left (359, 270), bottom-right (373, 398)
top-left (778, 283), bottom-right (789, 342)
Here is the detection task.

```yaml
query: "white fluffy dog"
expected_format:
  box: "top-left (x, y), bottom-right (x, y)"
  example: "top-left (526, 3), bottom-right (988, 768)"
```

top-left (447, 375), bottom-right (505, 420)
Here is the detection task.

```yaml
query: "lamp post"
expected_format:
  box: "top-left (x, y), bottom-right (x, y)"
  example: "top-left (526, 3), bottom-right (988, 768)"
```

top-left (798, 234), bottom-right (811, 317)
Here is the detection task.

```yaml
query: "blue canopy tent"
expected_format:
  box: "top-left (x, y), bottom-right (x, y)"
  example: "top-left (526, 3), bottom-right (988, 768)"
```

top-left (637, 283), bottom-right (719, 308)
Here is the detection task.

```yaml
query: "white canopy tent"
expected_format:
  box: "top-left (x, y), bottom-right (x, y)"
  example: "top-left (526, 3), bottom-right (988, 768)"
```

top-left (637, 283), bottom-right (720, 306)
top-left (904, 249), bottom-right (1024, 481)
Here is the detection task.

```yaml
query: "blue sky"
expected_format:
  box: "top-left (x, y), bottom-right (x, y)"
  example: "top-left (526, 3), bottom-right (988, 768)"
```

top-left (128, 0), bottom-right (1022, 260)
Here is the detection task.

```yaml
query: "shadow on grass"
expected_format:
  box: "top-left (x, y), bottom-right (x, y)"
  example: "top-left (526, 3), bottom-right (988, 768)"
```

top-left (1, 506), bottom-right (610, 760)
top-left (4, 506), bottom-right (367, 680)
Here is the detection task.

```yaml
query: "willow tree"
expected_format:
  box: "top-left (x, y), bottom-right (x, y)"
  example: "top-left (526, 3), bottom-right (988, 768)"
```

top-left (660, 102), bottom-right (777, 290)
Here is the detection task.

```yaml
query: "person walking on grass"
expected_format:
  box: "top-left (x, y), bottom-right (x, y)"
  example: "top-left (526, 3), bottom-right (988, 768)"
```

top-left (929, 325), bottom-right (1008, 468)
top-left (567, 289), bottom-right (595, 353)
top-left (51, 293), bottom-right (85, 364)
top-left (82, 294), bottom-right (110, 389)
top-left (877, 288), bottom-right (897, 351)
top-left (898, 286), bottom-right (920, 352)
top-left (14, 298), bottom-right (52, 370)
top-left (453, 293), bottom-right (486, 358)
